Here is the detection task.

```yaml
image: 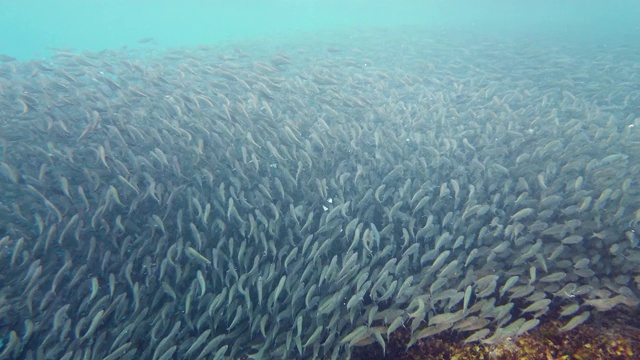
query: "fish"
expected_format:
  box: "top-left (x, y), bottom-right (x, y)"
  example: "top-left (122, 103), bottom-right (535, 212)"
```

top-left (0, 32), bottom-right (637, 360)
top-left (559, 311), bottom-right (591, 332)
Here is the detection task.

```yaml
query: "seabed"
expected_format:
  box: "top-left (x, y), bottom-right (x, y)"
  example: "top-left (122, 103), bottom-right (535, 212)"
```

top-left (353, 307), bottom-right (639, 360)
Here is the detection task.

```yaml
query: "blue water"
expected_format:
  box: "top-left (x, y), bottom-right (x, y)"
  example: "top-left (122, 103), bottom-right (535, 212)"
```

top-left (2, 0), bottom-right (639, 60)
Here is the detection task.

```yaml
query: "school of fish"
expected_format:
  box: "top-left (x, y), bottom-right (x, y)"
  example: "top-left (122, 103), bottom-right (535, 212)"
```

top-left (0, 30), bottom-right (639, 359)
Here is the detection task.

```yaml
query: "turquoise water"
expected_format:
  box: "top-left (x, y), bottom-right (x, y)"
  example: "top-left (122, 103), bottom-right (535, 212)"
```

top-left (2, 0), bottom-right (639, 60)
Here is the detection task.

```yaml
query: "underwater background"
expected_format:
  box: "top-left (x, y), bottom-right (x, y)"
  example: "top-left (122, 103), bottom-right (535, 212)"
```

top-left (2, 0), bottom-right (640, 60)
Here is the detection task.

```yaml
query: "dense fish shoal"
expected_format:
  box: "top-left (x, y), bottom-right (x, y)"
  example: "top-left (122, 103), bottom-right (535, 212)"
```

top-left (0, 29), bottom-right (639, 359)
